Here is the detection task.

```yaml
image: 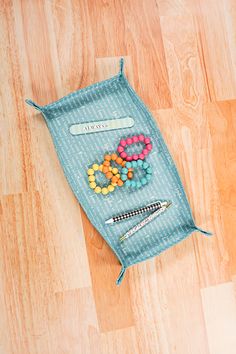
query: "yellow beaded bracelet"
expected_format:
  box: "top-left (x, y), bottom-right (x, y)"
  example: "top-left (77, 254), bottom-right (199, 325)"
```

top-left (87, 163), bottom-right (118, 195)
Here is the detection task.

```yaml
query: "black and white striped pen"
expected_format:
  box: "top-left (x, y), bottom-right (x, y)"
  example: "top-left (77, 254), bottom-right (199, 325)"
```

top-left (105, 200), bottom-right (168, 224)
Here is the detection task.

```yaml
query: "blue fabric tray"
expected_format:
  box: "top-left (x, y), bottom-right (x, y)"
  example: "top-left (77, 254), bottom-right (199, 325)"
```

top-left (26, 58), bottom-right (211, 285)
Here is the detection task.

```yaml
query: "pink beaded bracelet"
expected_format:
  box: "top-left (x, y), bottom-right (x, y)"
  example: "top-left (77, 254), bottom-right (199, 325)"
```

top-left (117, 134), bottom-right (152, 161)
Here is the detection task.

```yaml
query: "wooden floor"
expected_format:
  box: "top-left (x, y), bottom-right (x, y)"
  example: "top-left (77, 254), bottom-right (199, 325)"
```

top-left (1, 1), bottom-right (236, 353)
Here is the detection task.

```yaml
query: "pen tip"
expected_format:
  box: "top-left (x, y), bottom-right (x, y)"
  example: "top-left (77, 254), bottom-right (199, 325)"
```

top-left (105, 218), bottom-right (113, 224)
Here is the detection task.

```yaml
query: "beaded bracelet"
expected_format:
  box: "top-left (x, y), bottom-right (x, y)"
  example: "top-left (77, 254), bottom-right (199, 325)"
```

top-left (102, 153), bottom-right (133, 186)
top-left (87, 134), bottom-right (153, 195)
top-left (120, 159), bottom-right (153, 189)
top-left (87, 164), bottom-right (118, 195)
top-left (117, 134), bottom-right (152, 161)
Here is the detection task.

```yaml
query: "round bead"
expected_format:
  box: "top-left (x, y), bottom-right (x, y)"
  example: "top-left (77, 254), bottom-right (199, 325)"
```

top-left (146, 167), bottom-right (152, 174)
top-left (132, 135), bottom-right (139, 143)
top-left (146, 144), bottom-right (152, 151)
top-left (112, 176), bottom-right (118, 184)
top-left (120, 152), bottom-right (127, 159)
top-left (146, 174), bottom-right (152, 180)
top-left (94, 186), bottom-right (102, 193)
top-left (126, 156), bottom-right (132, 161)
top-left (121, 174), bottom-right (127, 181)
top-left (136, 181), bottom-right (142, 189)
top-left (133, 154), bottom-right (139, 160)
top-left (87, 168), bottom-right (94, 175)
top-left (127, 171), bottom-right (133, 179)
top-left (143, 149), bottom-right (149, 155)
top-left (111, 167), bottom-right (118, 175)
top-left (139, 153), bottom-right (145, 160)
top-left (141, 178), bottom-right (147, 185)
top-left (126, 162), bottom-right (132, 169)
top-left (106, 171), bottom-right (113, 179)
top-left (89, 182), bottom-right (96, 189)
top-left (92, 164), bottom-right (99, 171)
top-left (142, 162), bottom-right (149, 169)
top-left (126, 137), bottom-right (133, 145)
top-left (111, 153), bottom-right (117, 160)
top-left (108, 185), bottom-right (115, 192)
top-left (120, 139), bottom-right (127, 147)
top-left (121, 168), bottom-right (128, 174)
top-left (117, 146), bottom-right (124, 153)
top-left (116, 157), bottom-right (123, 165)
top-left (88, 175), bottom-right (95, 182)
top-left (125, 180), bottom-right (131, 187)
top-left (102, 187), bottom-right (109, 195)
top-left (138, 134), bottom-right (145, 142)
top-left (137, 160), bottom-right (143, 167)
top-left (131, 161), bottom-right (137, 168)
top-left (103, 160), bottom-right (110, 167)
top-left (144, 137), bottom-right (151, 144)
top-left (104, 154), bottom-right (111, 161)
top-left (117, 179), bottom-right (124, 186)
top-left (130, 181), bottom-right (137, 188)
top-left (102, 166), bottom-right (109, 173)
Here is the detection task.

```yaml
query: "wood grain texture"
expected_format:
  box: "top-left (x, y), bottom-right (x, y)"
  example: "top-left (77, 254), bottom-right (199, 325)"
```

top-left (201, 281), bottom-right (236, 354)
top-left (0, 0), bottom-right (236, 353)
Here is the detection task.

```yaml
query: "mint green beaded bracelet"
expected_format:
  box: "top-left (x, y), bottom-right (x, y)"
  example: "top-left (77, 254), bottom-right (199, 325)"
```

top-left (121, 159), bottom-right (152, 189)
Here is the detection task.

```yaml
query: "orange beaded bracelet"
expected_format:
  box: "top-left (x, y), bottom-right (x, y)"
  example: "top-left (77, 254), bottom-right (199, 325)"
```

top-left (102, 153), bottom-right (133, 187)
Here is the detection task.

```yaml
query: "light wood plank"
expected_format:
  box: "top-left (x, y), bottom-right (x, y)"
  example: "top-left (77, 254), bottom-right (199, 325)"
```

top-left (158, 0), bottom-right (236, 101)
top-left (0, 222), bottom-right (10, 354)
top-left (207, 101), bottom-right (236, 276)
top-left (100, 327), bottom-right (139, 354)
top-left (195, 0), bottom-right (236, 101)
top-left (0, 192), bottom-right (56, 354)
top-left (157, 0), bottom-right (192, 17)
top-left (54, 288), bottom-right (99, 354)
top-left (201, 281), bottom-right (236, 354)
top-left (50, 0), bottom-right (95, 94)
top-left (129, 243), bottom-right (210, 354)
top-left (0, 3), bottom-right (36, 195)
top-left (156, 107), bottom-right (230, 288)
top-left (88, 0), bottom-right (172, 109)
top-left (160, 13), bottom-right (209, 111)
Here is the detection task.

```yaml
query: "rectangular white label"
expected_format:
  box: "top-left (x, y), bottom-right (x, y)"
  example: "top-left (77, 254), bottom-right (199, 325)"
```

top-left (69, 116), bottom-right (134, 135)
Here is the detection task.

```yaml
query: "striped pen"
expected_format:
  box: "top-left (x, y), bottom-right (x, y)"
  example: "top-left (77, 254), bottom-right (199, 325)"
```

top-left (105, 200), bottom-right (169, 224)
